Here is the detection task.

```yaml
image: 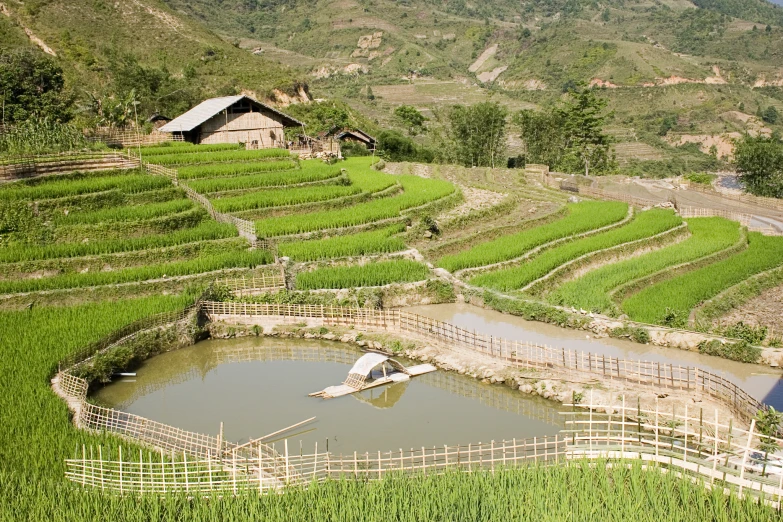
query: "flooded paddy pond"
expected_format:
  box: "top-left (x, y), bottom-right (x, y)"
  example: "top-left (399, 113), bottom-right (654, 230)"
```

top-left (93, 337), bottom-right (565, 453)
top-left (405, 303), bottom-right (783, 409)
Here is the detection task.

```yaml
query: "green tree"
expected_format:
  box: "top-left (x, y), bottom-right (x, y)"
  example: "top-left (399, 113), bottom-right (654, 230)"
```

top-left (444, 101), bottom-right (508, 167)
top-left (734, 134), bottom-right (783, 198)
top-left (377, 130), bottom-right (434, 162)
top-left (762, 106), bottom-right (779, 125)
top-left (394, 105), bottom-right (427, 135)
top-left (514, 109), bottom-right (565, 168)
top-left (0, 50), bottom-right (73, 124)
top-left (557, 87), bottom-right (615, 176)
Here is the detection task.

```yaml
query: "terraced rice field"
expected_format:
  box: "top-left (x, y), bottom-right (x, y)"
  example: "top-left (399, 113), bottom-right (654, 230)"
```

top-left (0, 152), bottom-right (274, 299)
top-left (548, 217), bottom-right (741, 314)
top-left (436, 201), bottom-right (628, 272)
top-left (622, 232), bottom-right (783, 326)
top-left (5, 141), bottom-right (783, 522)
top-left (469, 209), bottom-right (683, 292)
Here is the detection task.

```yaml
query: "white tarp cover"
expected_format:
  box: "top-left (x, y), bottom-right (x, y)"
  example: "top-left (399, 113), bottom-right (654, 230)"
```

top-left (346, 353), bottom-right (389, 377)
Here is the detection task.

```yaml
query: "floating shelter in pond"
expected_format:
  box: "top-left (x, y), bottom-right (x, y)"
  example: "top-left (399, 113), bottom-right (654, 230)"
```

top-left (310, 352), bottom-right (436, 399)
top-left (159, 95), bottom-right (304, 147)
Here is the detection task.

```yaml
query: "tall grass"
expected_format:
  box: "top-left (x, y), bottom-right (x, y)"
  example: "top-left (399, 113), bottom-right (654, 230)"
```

top-left (549, 218), bottom-right (741, 313)
top-left (0, 117), bottom-right (91, 156)
top-left (0, 221), bottom-right (238, 262)
top-left (256, 175), bottom-right (455, 237)
top-left (0, 172), bottom-right (171, 201)
top-left (177, 159), bottom-right (298, 180)
top-left (278, 225), bottom-right (407, 261)
top-left (295, 259), bottom-right (429, 289)
top-left (0, 250), bottom-right (269, 294)
top-left (622, 232), bottom-right (783, 325)
top-left (469, 209), bottom-right (682, 291)
top-left (149, 148), bottom-right (290, 166)
top-left (437, 201), bottom-right (628, 272)
top-left (53, 199), bottom-right (194, 225)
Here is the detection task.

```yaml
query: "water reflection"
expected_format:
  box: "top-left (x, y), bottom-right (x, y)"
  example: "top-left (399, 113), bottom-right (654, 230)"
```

top-left (405, 303), bottom-right (783, 408)
top-left (93, 337), bottom-right (565, 453)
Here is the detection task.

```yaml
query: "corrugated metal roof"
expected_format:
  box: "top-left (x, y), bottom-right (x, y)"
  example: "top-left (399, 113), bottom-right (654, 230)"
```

top-left (159, 95), bottom-right (304, 133)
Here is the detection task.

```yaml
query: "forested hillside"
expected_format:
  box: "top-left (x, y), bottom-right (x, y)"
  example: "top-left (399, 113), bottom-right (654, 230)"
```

top-left (0, 0), bottom-right (304, 122)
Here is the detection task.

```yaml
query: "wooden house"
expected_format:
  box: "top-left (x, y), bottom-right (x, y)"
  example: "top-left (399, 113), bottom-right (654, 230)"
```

top-left (159, 95), bottom-right (303, 148)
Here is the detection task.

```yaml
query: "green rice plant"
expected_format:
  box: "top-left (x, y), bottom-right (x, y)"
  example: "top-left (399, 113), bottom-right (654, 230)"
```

top-left (622, 232), bottom-right (783, 326)
top-left (0, 221), bottom-right (238, 262)
top-left (0, 172), bottom-right (171, 201)
top-left (549, 218), bottom-right (741, 313)
top-left (278, 225), bottom-right (407, 261)
top-left (52, 207), bottom-right (208, 242)
top-left (140, 141), bottom-right (193, 149)
top-left (212, 184), bottom-right (362, 213)
top-left (0, 294), bottom-right (195, 512)
top-left (0, 250), bottom-right (269, 294)
top-left (437, 201), bottom-right (628, 272)
top-left (208, 163), bottom-right (397, 213)
top-left (256, 174), bottom-right (455, 237)
top-left (1, 462), bottom-right (780, 520)
top-left (148, 148), bottom-right (291, 166)
top-left (177, 159), bottom-right (297, 180)
top-left (469, 209), bottom-right (682, 292)
top-left (53, 199), bottom-right (194, 225)
top-left (184, 163), bottom-right (340, 192)
top-left (137, 143), bottom-right (243, 156)
top-left (295, 259), bottom-right (429, 289)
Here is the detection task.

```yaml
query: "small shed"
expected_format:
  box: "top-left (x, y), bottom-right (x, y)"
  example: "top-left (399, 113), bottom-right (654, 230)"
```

top-left (147, 113), bottom-right (171, 130)
top-left (159, 95), bottom-right (303, 148)
top-left (335, 128), bottom-right (376, 151)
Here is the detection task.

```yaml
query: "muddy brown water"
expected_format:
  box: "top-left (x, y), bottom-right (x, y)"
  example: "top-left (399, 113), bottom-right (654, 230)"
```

top-left (404, 303), bottom-right (783, 408)
top-left (93, 337), bottom-right (566, 454)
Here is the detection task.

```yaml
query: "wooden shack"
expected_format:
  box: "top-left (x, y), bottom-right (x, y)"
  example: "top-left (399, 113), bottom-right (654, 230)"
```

top-left (159, 95), bottom-right (303, 148)
top-left (335, 128), bottom-right (376, 151)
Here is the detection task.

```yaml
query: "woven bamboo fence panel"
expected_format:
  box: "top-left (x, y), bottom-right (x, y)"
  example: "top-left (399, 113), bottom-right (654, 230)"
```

top-left (213, 269), bottom-right (286, 295)
top-left (201, 302), bottom-right (766, 422)
top-left (0, 151), bottom-right (138, 179)
top-left (676, 204), bottom-right (752, 226)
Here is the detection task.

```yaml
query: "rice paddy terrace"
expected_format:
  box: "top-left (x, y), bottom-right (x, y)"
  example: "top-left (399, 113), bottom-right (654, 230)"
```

top-left (3, 144), bottom-right (783, 520)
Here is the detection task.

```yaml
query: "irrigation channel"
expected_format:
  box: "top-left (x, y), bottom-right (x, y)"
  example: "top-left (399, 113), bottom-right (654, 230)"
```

top-left (405, 303), bottom-right (783, 409)
top-left (93, 337), bottom-right (566, 454)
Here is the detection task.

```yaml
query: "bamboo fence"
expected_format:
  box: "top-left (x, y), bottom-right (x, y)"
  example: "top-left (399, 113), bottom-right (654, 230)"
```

top-left (86, 128), bottom-right (181, 148)
top-left (0, 151), bottom-right (138, 179)
top-left (202, 302), bottom-right (766, 422)
top-left (212, 269), bottom-right (286, 295)
top-left (64, 398), bottom-right (783, 502)
top-left (54, 296), bottom-right (783, 499)
top-left (676, 204), bottom-right (752, 226)
top-left (687, 183), bottom-right (783, 213)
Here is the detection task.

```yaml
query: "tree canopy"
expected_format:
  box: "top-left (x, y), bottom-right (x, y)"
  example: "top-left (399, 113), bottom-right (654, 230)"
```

top-left (441, 101), bottom-right (508, 168)
top-left (516, 86), bottom-right (615, 175)
top-left (734, 134), bottom-right (783, 198)
top-left (0, 50), bottom-right (73, 124)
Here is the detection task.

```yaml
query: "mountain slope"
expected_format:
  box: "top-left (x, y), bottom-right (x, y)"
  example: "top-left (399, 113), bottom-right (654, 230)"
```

top-left (0, 0), bottom-right (304, 120)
